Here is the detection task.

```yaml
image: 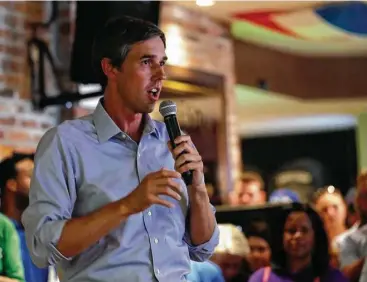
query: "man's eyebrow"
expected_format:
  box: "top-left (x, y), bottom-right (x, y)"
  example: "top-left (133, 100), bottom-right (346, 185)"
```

top-left (140, 54), bottom-right (168, 61)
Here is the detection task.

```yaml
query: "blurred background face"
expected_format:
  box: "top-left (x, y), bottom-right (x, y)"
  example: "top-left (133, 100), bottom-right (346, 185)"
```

top-left (14, 158), bottom-right (34, 196)
top-left (6, 158), bottom-right (34, 212)
top-left (315, 193), bottom-right (346, 230)
top-left (283, 211), bottom-right (314, 259)
top-left (235, 180), bottom-right (265, 206)
top-left (212, 253), bottom-right (243, 281)
top-left (247, 236), bottom-right (271, 272)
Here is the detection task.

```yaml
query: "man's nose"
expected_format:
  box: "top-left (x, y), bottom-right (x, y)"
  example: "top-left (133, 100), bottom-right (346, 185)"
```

top-left (293, 230), bottom-right (302, 238)
top-left (241, 194), bottom-right (251, 204)
top-left (326, 207), bottom-right (336, 217)
top-left (252, 251), bottom-right (262, 258)
top-left (154, 66), bottom-right (166, 80)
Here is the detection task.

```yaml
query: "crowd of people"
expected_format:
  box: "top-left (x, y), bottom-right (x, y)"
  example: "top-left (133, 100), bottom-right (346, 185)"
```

top-left (1, 151), bottom-right (365, 282)
top-left (186, 170), bottom-right (366, 282)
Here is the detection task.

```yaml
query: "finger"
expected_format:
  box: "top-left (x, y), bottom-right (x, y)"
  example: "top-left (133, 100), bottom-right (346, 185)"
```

top-left (155, 178), bottom-right (182, 194)
top-left (167, 141), bottom-right (173, 152)
top-left (175, 153), bottom-right (202, 169)
top-left (153, 197), bottom-right (175, 208)
top-left (156, 186), bottom-right (182, 201)
top-left (174, 135), bottom-right (191, 145)
top-left (177, 161), bottom-right (203, 174)
top-left (151, 168), bottom-right (181, 179)
top-left (172, 142), bottom-right (195, 158)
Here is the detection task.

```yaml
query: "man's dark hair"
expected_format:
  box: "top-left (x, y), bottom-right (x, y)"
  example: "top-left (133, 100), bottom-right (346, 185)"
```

top-left (0, 153), bottom-right (34, 197)
top-left (239, 171), bottom-right (265, 191)
top-left (246, 219), bottom-right (272, 247)
top-left (91, 15), bottom-right (166, 86)
top-left (271, 203), bottom-right (330, 278)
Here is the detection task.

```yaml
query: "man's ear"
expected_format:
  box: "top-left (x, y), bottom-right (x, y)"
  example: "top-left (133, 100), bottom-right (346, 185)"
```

top-left (101, 58), bottom-right (119, 80)
top-left (6, 179), bottom-right (17, 193)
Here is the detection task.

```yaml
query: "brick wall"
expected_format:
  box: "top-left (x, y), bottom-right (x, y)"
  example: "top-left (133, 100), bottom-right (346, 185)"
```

top-left (0, 2), bottom-right (71, 157)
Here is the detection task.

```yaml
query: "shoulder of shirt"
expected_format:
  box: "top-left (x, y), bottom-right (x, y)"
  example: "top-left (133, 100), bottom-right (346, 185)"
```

top-left (326, 266), bottom-right (347, 279)
top-left (249, 267), bottom-right (268, 280)
top-left (335, 224), bottom-right (360, 246)
top-left (0, 213), bottom-right (17, 231)
top-left (38, 114), bottom-right (96, 147)
top-left (191, 260), bottom-right (221, 272)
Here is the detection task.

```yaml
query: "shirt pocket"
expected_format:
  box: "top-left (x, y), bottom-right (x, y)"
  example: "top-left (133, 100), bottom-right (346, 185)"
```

top-left (155, 180), bottom-right (189, 243)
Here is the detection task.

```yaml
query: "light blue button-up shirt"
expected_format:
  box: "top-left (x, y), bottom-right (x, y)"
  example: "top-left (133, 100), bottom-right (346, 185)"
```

top-left (22, 100), bottom-right (219, 282)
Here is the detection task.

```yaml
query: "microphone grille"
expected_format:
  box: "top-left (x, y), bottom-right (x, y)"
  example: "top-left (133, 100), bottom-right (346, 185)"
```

top-left (159, 100), bottom-right (177, 117)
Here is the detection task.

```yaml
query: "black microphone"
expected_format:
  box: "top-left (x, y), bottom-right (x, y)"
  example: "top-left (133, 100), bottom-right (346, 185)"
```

top-left (159, 100), bottom-right (193, 186)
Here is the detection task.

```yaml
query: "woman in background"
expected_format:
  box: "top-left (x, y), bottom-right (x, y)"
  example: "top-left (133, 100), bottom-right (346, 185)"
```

top-left (313, 186), bottom-right (347, 267)
top-left (210, 224), bottom-right (250, 282)
top-left (245, 220), bottom-right (272, 274)
top-left (248, 204), bottom-right (348, 282)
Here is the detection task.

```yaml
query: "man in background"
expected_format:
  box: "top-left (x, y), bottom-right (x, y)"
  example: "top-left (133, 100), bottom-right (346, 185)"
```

top-left (338, 171), bottom-right (367, 281)
top-left (0, 153), bottom-right (53, 282)
top-left (0, 212), bottom-right (25, 282)
top-left (229, 172), bottom-right (266, 206)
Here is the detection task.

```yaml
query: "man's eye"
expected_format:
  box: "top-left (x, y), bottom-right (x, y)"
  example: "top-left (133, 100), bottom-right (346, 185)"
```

top-left (142, 60), bottom-right (150, 65)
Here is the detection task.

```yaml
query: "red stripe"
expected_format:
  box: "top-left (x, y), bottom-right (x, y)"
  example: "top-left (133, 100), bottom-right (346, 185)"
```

top-left (232, 11), bottom-right (300, 37)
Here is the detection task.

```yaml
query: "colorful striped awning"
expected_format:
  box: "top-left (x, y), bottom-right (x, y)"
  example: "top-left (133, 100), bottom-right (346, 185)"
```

top-left (231, 1), bottom-right (367, 55)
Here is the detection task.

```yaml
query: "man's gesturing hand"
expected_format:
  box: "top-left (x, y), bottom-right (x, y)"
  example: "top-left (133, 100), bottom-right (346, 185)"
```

top-left (122, 169), bottom-right (182, 215)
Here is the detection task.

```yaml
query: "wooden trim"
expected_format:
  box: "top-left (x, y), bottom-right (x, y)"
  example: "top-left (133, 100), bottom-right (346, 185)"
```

top-left (165, 65), bottom-right (225, 93)
top-left (162, 80), bottom-right (221, 98)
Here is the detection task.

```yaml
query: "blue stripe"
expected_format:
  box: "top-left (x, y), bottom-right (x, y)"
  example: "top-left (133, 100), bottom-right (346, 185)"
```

top-left (315, 2), bottom-right (367, 35)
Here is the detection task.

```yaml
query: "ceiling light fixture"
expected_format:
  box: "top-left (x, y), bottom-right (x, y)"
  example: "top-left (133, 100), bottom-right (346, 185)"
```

top-left (196, 0), bottom-right (215, 7)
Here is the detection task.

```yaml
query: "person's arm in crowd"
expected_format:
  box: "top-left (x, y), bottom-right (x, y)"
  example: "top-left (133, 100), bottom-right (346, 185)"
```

top-left (1, 218), bottom-right (25, 282)
top-left (0, 277), bottom-right (22, 282)
top-left (339, 234), bottom-right (364, 281)
top-left (342, 258), bottom-right (365, 281)
top-left (22, 128), bottom-right (184, 267)
top-left (0, 277), bottom-right (23, 282)
top-left (169, 136), bottom-right (219, 261)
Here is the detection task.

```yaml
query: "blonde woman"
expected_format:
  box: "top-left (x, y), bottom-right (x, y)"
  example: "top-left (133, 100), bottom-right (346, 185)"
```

top-left (211, 224), bottom-right (250, 282)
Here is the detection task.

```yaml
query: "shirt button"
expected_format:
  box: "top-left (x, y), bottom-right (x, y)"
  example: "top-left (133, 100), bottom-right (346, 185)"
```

top-left (154, 238), bottom-right (159, 244)
top-left (155, 268), bottom-right (160, 275)
top-left (121, 133), bottom-right (126, 139)
top-left (148, 211), bottom-right (152, 216)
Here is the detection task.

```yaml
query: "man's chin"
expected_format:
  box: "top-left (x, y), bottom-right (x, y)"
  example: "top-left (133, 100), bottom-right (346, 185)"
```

top-left (144, 103), bottom-right (156, 113)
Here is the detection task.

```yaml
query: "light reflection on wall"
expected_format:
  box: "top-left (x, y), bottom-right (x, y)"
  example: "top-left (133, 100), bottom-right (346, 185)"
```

top-left (163, 24), bottom-right (188, 67)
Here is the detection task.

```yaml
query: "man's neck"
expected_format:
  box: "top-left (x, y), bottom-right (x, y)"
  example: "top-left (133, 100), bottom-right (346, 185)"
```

top-left (104, 91), bottom-right (145, 142)
top-left (2, 200), bottom-right (22, 224)
top-left (328, 225), bottom-right (346, 240)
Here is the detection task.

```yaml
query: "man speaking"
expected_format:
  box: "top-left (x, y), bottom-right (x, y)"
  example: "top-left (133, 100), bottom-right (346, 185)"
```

top-left (22, 16), bottom-right (219, 282)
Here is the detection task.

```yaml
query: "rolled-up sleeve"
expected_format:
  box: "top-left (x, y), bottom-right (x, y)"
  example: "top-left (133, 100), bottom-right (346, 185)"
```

top-left (184, 205), bottom-right (219, 262)
top-left (21, 127), bottom-right (77, 268)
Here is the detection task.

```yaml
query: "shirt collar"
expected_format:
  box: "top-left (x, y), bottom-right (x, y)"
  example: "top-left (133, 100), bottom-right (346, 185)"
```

top-left (93, 98), bottom-right (159, 143)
